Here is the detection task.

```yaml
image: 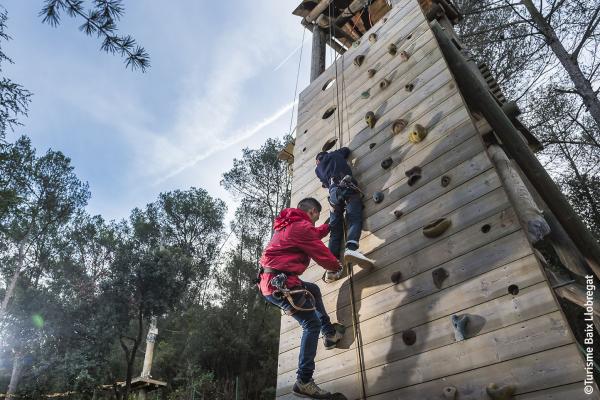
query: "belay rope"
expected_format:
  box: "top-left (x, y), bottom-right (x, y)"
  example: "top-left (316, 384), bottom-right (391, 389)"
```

top-left (328, 4), bottom-right (368, 398)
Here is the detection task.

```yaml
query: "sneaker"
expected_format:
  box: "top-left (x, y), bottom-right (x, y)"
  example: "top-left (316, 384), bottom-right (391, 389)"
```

top-left (344, 249), bottom-right (375, 269)
top-left (323, 329), bottom-right (344, 350)
top-left (292, 379), bottom-right (331, 399)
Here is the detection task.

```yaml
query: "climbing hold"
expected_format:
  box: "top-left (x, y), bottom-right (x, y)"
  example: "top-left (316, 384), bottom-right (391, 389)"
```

top-left (381, 157), bottom-right (393, 170)
top-left (302, 147), bottom-right (307, 152)
top-left (379, 78), bottom-right (391, 90)
top-left (399, 50), bottom-right (411, 61)
top-left (422, 218), bottom-right (452, 238)
top-left (402, 329), bottom-right (416, 346)
top-left (368, 68), bottom-right (377, 78)
top-left (441, 175), bottom-right (451, 187)
top-left (486, 383), bottom-right (516, 400)
top-left (323, 106), bottom-right (336, 119)
top-left (443, 386), bottom-right (457, 400)
top-left (388, 43), bottom-right (397, 56)
top-left (373, 191), bottom-right (384, 203)
top-left (406, 33), bottom-right (413, 40)
top-left (405, 83), bottom-right (414, 92)
top-left (391, 271), bottom-right (402, 284)
top-left (322, 137), bottom-right (338, 152)
top-left (365, 111), bottom-right (377, 128)
top-left (405, 166), bottom-right (422, 186)
top-left (408, 124), bottom-right (428, 144)
top-left (368, 33), bottom-right (377, 43)
top-left (354, 55), bottom-right (365, 67)
top-left (508, 284), bottom-right (519, 295)
top-left (391, 119), bottom-right (408, 135)
top-left (361, 89), bottom-right (371, 99)
top-left (394, 209), bottom-right (403, 219)
top-left (352, 40), bottom-right (361, 48)
top-left (432, 267), bottom-right (449, 289)
top-left (451, 314), bottom-right (469, 341)
top-left (369, 142), bottom-right (376, 149)
top-left (481, 224), bottom-right (491, 233)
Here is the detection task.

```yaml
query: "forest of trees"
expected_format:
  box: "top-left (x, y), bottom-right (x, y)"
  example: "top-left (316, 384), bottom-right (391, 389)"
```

top-left (0, 0), bottom-right (599, 399)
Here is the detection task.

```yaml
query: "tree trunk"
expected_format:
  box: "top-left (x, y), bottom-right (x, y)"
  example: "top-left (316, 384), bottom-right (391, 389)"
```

top-left (0, 242), bottom-right (26, 319)
top-left (521, 0), bottom-right (600, 129)
top-left (6, 350), bottom-right (24, 395)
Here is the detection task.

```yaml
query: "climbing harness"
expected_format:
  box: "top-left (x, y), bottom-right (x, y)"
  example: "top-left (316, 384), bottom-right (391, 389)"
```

top-left (267, 271), bottom-right (316, 315)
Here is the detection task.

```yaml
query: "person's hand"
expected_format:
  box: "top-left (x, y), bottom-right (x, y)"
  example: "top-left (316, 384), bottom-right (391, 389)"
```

top-left (323, 264), bottom-right (344, 283)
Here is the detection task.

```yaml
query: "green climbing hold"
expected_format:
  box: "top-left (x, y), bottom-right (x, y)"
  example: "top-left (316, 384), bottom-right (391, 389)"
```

top-left (361, 90), bottom-right (370, 99)
top-left (422, 217), bottom-right (452, 238)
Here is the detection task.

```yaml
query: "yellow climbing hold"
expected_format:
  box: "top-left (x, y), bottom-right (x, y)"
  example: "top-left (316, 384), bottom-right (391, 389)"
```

top-left (408, 124), bottom-right (427, 143)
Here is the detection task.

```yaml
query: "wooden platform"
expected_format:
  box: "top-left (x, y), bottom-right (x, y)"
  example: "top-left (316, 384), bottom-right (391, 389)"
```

top-left (278, 0), bottom-right (598, 399)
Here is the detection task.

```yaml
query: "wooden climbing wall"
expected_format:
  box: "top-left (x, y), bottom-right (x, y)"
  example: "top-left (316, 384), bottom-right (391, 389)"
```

top-left (277, 0), bottom-right (597, 399)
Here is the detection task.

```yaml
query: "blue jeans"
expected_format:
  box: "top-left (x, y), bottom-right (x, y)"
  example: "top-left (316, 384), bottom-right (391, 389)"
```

top-left (265, 281), bottom-right (335, 383)
top-left (329, 187), bottom-right (363, 258)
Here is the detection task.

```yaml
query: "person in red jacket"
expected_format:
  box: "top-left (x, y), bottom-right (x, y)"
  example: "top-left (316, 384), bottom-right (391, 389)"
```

top-left (259, 197), bottom-right (343, 399)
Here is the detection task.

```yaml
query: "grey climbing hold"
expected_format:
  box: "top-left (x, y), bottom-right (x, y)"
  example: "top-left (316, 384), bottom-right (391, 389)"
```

top-left (399, 50), bottom-right (411, 61)
top-left (441, 175), bottom-right (451, 187)
top-left (405, 166), bottom-right (422, 186)
top-left (388, 43), bottom-right (397, 55)
top-left (423, 218), bottom-right (452, 238)
top-left (432, 267), bottom-right (449, 289)
top-left (486, 383), bottom-right (516, 400)
top-left (352, 40), bottom-right (361, 48)
top-left (391, 119), bottom-right (407, 135)
top-left (369, 142), bottom-right (376, 149)
top-left (354, 55), bottom-right (365, 67)
top-left (394, 209), bottom-right (403, 219)
top-left (391, 271), bottom-right (402, 284)
top-left (368, 33), bottom-right (377, 43)
top-left (405, 82), bottom-right (414, 92)
top-left (379, 78), bottom-right (391, 90)
top-left (373, 191), bottom-right (384, 203)
top-left (443, 386), bottom-right (457, 400)
top-left (451, 314), bottom-right (469, 341)
top-left (381, 157), bottom-right (393, 170)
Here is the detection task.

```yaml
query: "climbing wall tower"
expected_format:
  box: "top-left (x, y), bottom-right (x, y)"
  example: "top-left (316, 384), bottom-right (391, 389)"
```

top-left (277, 0), bottom-right (599, 399)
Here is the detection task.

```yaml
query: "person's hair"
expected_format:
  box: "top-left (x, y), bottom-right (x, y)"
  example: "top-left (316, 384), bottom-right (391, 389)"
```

top-left (316, 152), bottom-right (327, 161)
top-left (297, 197), bottom-right (322, 213)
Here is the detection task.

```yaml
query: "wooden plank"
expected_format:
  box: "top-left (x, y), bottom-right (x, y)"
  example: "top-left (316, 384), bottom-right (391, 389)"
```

top-left (278, 277), bottom-right (557, 376)
top-left (277, 310), bottom-right (572, 396)
top-left (515, 383), bottom-right (598, 400)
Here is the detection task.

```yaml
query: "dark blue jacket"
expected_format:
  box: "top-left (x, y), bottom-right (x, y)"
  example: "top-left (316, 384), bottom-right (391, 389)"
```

top-left (315, 147), bottom-right (353, 188)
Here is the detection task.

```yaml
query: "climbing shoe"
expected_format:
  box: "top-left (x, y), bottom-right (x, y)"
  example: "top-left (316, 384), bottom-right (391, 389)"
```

top-left (344, 249), bottom-right (375, 269)
top-left (293, 379), bottom-right (332, 399)
top-left (323, 326), bottom-right (344, 350)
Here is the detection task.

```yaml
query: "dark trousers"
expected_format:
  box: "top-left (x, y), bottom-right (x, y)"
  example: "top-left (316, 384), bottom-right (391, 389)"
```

top-left (329, 187), bottom-right (363, 259)
top-left (264, 281), bottom-right (335, 383)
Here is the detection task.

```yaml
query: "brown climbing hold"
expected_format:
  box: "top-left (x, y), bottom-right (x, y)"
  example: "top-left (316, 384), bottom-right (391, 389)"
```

top-left (405, 166), bottom-right (422, 186)
top-left (365, 111), bottom-right (376, 128)
top-left (379, 78), bottom-right (390, 90)
top-left (394, 209), bottom-right (403, 219)
top-left (354, 55), bottom-right (365, 67)
top-left (441, 175), bottom-right (451, 187)
top-left (443, 386), bottom-right (457, 400)
top-left (368, 33), bottom-right (377, 43)
top-left (423, 218), bottom-right (452, 238)
top-left (399, 50), bottom-right (411, 62)
top-left (432, 267), bottom-right (449, 289)
top-left (402, 329), bottom-right (416, 346)
top-left (405, 83), bottom-right (414, 92)
top-left (391, 271), bottom-right (402, 284)
top-left (388, 43), bottom-right (397, 56)
top-left (368, 68), bottom-right (377, 78)
top-left (373, 191), bottom-right (384, 203)
top-left (322, 137), bottom-right (337, 152)
top-left (409, 124), bottom-right (428, 144)
top-left (391, 119), bottom-right (408, 135)
top-left (381, 157), bottom-right (393, 170)
top-left (486, 383), bottom-right (516, 400)
top-left (369, 142), bottom-right (376, 149)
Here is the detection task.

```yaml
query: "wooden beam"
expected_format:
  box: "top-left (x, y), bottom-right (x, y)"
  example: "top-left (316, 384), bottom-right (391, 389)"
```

top-left (302, 20), bottom-right (347, 56)
top-left (304, 0), bottom-right (333, 24)
top-left (430, 20), bottom-right (600, 279)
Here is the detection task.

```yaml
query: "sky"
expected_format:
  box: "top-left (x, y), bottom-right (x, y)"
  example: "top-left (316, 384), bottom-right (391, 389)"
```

top-left (2, 0), bottom-right (318, 222)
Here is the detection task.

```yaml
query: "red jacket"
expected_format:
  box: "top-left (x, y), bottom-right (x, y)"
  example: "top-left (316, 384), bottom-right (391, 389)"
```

top-left (259, 208), bottom-right (340, 295)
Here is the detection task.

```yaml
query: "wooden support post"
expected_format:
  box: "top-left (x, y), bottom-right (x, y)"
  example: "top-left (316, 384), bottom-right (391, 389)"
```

top-left (430, 20), bottom-right (600, 279)
top-left (141, 317), bottom-right (158, 378)
top-left (310, 25), bottom-right (327, 82)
